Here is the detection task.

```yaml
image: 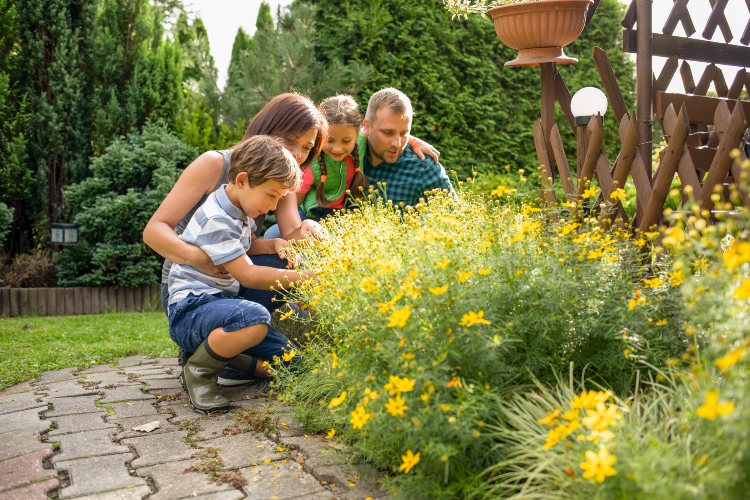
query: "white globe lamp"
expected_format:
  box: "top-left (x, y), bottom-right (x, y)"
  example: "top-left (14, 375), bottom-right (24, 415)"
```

top-left (570, 87), bottom-right (608, 125)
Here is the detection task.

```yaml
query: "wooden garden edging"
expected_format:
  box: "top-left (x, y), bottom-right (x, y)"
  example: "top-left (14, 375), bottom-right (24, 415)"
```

top-left (0, 284), bottom-right (162, 318)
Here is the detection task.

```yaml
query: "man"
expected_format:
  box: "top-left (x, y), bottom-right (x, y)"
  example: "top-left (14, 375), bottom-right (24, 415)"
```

top-left (361, 88), bottom-right (455, 206)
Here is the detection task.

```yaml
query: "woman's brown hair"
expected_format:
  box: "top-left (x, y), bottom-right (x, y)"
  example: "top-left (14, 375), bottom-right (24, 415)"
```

top-left (316, 95), bottom-right (367, 207)
top-left (243, 93), bottom-right (327, 168)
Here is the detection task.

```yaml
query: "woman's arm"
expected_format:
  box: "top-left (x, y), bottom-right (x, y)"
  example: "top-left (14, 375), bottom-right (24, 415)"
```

top-left (408, 136), bottom-right (441, 163)
top-left (143, 151), bottom-right (227, 276)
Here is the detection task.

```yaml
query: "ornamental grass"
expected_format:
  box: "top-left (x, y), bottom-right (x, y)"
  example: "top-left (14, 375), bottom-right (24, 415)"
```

top-left (270, 180), bottom-right (696, 498)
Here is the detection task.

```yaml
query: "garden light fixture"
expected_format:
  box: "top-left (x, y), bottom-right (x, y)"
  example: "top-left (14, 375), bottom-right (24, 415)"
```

top-left (51, 222), bottom-right (78, 245)
top-left (571, 86), bottom-right (608, 125)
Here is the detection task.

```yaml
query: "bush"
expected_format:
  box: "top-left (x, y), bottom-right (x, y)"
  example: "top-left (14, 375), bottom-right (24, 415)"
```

top-left (274, 186), bottom-right (685, 498)
top-left (56, 122), bottom-right (198, 287)
top-left (0, 249), bottom-right (57, 287)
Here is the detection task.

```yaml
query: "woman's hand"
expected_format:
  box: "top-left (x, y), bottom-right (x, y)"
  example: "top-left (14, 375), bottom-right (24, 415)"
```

top-left (189, 246), bottom-right (231, 278)
top-left (409, 136), bottom-right (441, 163)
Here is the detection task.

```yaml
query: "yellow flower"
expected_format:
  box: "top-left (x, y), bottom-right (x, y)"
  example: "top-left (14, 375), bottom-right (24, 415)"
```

top-left (385, 395), bottom-right (409, 417)
top-left (643, 277), bottom-right (663, 289)
top-left (384, 376), bottom-right (416, 395)
top-left (387, 306), bottom-right (411, 328)
top-left (282, 349), bottom-right (297, 362)
top-left (458, 271), bottom-right (475, 283)
top-left (478, 268), bottom-right (491, 275)
top-left (331, 350), bottom-right (339, 369)
top-left (542, 428), bottom-right (561, 449)
top-left (538, 408), bottom-right (561, 426)
top-left (609, 188), bottom-right (626, 201)
top-left (360, 276), bottom-right (381, 294)
top-left (731, 278), bottom-right (750, 300)
top-left (445, 377), bottom-right (463, 389)
top-left (668, 269), bottom-right (684, 287)
top-left (327, 391), bottom-right (347, 409)
top-left (428, 285), bottom-right (449, 295)
top-left (580, 446), bottom-right (617, 483)
top-left (435, 259), bottom-right (451, 270)
top-left (399, 450), bottom-right (420, 473)
top-left (571, 390), bottom-right (611, 410)
top-left (656, 319), bottom-right (668, 326)
top-left (439, 404), bottom-right (453, 412)
top-left (350, 405), bottom-right (374, 429)
top-left (581, 186), bottom-right (599, 199)
top-left (558, 222), bottom-right (580, 236)
top-left (696, 390), bottom-right (735, 420)
top-left (326, 428), bottom-right (336, 439)
top-left (723, 241), bottom-right (750, 270)
top-left (459, 310), bottom-right (491, 327)
top-left (278, 308), bottom-right (295, 321)
top-left (582, 402), bottom-right (619, 431)
top-left (363, 388), bottom-right (380, 402)
top-left (715, 347), bottom-right (747, 371)
top-left (491, 185), bottom-right (517, 197)
top-left (627, 289), bottom-right (646, 310)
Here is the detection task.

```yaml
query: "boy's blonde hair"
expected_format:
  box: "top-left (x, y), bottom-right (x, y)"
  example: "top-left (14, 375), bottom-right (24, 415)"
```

top-left (365, 88), bottom-right (413, 124)
top-left (229, 135), bottom-right (300, 191)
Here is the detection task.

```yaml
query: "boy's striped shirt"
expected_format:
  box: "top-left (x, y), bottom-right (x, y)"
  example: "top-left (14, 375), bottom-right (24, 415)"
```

top-left (168, 185), bottom-right (255, 306)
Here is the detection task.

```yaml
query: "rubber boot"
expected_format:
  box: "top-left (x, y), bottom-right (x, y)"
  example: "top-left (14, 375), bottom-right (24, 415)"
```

top-left (179, 347), bottom-right (255, 374)
top-left (181, 341), bottom-right (231, 413)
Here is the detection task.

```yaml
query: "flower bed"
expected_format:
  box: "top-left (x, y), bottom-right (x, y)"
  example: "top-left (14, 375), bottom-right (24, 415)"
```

top-left (273, 175), bottom-right (749, 498)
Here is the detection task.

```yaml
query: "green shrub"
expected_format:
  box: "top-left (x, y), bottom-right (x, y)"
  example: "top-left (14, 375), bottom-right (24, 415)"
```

top-left (274, 187), bottom-right (685, 498)
top-left (56, 122), bottom-right (197, 287)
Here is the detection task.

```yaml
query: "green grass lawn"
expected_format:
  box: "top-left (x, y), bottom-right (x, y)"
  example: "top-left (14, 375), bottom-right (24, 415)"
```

top-left (0, 312), bottom-right (175, 390)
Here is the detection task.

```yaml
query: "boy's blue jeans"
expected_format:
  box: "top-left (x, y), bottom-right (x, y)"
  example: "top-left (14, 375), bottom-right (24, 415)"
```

top-left (168, 291), bottom-right (298, 364)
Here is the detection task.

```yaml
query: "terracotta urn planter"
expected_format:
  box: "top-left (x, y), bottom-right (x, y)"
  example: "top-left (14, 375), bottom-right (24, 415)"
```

top-left (487, 0), bottom-right (594, 67)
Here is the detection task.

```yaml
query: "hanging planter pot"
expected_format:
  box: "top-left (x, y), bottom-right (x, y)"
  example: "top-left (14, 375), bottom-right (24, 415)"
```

top-left (487, 0), bottom-right (594, 67)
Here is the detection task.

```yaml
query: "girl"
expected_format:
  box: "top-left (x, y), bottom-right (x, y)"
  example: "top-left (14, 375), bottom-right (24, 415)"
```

top-left (264, 94), bottom-right (439, 238)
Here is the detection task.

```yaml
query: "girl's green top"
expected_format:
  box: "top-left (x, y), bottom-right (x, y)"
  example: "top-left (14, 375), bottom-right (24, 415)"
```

top-left (300, 133), bottom-right (367, 218)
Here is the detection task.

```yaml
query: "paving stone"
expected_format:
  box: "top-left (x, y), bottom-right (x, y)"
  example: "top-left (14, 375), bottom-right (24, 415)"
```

top-left (197, 433), bottom-right (284, 469)
top-left (322, 463), bottom-right (385, 500)
top-left (121, 431), bottom-right (192, 468)
top-left (56, 453), bottom-right (147, 499)
top-left (76, 373), bottom-right (135, 387)
top-left (0, 477), bottom-right (59, 500)
top-left (190, 492), bottom-right (244, 500)
top-left (76, 364), bottom-right (119, 375)
top-left (65, 485), bottom-right (151, 499)
top-left (42, 380), bottom-right (101, 398)
top-left (121, 366), bottom-right (173, 377)
top-left (239, 460), bottom-right (329, 500)
top-left (0, 380), bottom-right (36, 397)
top-left (141, 378), bottom-right (182, 391)
top-left (35, 369), bottom-right (78, 385)
top-left (193, 413), bottom-right (239, 441)
top-left (139, 372), bottom-right (179, 381)
top-left (281, 436), bottom-right (333, 467)
top-left (151, 358), bottom-right (179, 367)
top-left (105, 401), bottom-right (159, 419)
top-left (48, 412), bottom-right (115, 436)
top-left (0, 391), bottom-right (48, 415)
top-left (0, 449), bottom-right (57, 493)
top-left (161, 402), bottom-right (199, 422)
top-left (113, 415), bottom-right (179, 440)
top-left (0, 429), bottom-right (51, 461)
top-left (45, 395), bottom-right (103, 417)
top-left (231, 399), bottom-right (275, 413)
top-left (49, 429), bottom-right (129, 463)
top-left (272, 412), bottom-right (306, 438)
top-left (135, 459), bottom-right (236, 500)
top-left (0, 408), bottom-right (50, 435)
top-left (98, 385), bottom-right (155, 404)
top-left (220, 384), bottom-right (272, 402)
top-left (118, 356), bottom-right (156, 368)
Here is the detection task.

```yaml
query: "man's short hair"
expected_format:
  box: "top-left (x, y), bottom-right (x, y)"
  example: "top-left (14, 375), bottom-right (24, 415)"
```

top-left (228, 135), bottom-right (300, 191)
top-left (365, 88), bottom-right (413, 124)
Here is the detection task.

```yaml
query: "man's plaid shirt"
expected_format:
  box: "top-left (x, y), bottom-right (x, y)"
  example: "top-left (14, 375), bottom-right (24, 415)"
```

top-left (363, 144), bottom-right (454, 207)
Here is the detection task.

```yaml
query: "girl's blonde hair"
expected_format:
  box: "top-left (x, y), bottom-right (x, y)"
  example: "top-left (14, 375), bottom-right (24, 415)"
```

top-left (316, 95), bottom-right (367, 207)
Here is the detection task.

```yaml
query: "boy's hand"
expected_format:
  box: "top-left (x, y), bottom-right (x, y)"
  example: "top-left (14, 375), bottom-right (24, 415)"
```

top-left (273, 238), bottom-right (299, 269)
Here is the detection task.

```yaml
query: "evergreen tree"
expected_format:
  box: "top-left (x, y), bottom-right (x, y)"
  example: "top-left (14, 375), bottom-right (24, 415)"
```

top-left (15, 0), bottom-right (98, 241)
top-left (0, 0), bottom-right (31, 254)
top-left (312, 0), bottom-right (634, 177)
top-left (221, 1), bottom-right (369, 126)
top-left (256, 1), bottom-right (274, 32)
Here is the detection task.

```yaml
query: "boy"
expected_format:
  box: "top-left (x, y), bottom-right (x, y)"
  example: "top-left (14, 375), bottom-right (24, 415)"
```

top-left (168, 135), bottom-right (311, 413)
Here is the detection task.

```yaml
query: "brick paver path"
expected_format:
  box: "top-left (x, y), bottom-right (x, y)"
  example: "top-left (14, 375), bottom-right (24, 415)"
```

top-left (0, 356), bottom-right (384, 499)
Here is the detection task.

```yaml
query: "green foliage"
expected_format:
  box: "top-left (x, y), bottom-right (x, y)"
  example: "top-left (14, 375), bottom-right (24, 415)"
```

top-left (56, 122), bottom-right (197, 287)
top-left (0, 312), bottom-right (173, 390)
top-left (313, 0), bottom-right (634, 178)
top-left (0, 202), bottom-right (12, 246)
top-left (275, 189), bottom-right (685, 497)
top-left (220, 1), bottom-right (370, 127)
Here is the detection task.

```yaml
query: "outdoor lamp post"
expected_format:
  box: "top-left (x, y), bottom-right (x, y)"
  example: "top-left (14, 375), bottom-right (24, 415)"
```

top-left (571, 86), bottom-right (608, 177)
top-left (51, 222), bottom-right (79, 245)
